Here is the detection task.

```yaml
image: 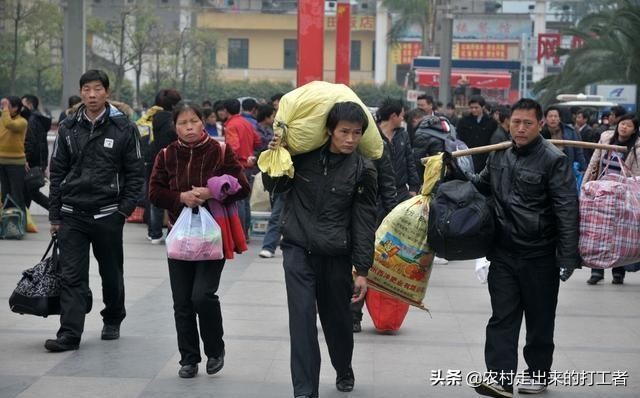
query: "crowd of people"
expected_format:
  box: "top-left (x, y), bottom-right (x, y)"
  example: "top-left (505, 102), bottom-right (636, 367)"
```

top-left (2, 68), bottom-right (639, 398)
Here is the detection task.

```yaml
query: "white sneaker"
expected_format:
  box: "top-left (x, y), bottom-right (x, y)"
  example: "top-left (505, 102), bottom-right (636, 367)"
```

top-left (150, 236), bottom-right (165, 245)
top-left (433, 256), bottom-right (448, 265)
top-left (259, 249), bottom-right (274, 258)
top-left (517, 378), bottom-right (547, 394)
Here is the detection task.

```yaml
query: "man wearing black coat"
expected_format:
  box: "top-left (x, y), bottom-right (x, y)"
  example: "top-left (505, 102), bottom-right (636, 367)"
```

top-left (466, 99), bottom-right (579, 398)
top-left (263, 102), bottom-right (377, 398)
top-left (21, 94), bottom-right (51, 209)
top-left (457, 95), bottom-right (498, 172)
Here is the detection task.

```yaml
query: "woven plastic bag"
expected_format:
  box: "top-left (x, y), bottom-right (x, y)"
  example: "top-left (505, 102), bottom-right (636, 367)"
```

top-left (367, 154), bottom-right (444, 308)
top-left (258, 81), bottom-right (383, 177)
top-left (166, 206), bottom-right (224, 261)
top-left (365, 288), bottom-right (410, 332)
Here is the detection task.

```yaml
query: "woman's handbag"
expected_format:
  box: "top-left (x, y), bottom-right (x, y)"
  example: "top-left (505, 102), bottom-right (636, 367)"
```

top-left (166, 206), bottom-right (224, 261)
top-left (24, 166), bottom-right (45, 191)
top-left (8, 236), bottom-right (93, 317)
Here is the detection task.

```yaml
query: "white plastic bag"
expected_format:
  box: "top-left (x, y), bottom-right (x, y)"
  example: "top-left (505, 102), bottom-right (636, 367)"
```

top-left (166, 206), bottom-right (224, 261)
top-left (474, 257), bottom-right (489, 284)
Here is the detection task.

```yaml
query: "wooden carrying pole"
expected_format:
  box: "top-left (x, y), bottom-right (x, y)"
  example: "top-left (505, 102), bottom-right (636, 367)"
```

top-left (421, 140), bottom-right (629, 163)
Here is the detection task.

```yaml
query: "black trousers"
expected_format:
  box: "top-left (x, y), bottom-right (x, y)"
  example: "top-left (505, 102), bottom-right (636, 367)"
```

top-left (25, 186), bottom-right (49, 210)
top-left (485, 250), bottom-right (559, 385)
top-left (282, 242), bottom-right (353, 397)
top-left (0, 164), bottom-right (26, 209)
top-left (57, 212), bottom-right (126, 342)
top-left (168, 258), bottom-right (225, 365)
top-left (591, 267), bottom-right (626, 279)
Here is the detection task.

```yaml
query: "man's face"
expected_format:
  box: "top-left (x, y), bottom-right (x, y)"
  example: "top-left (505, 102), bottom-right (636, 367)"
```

top-left (469, 102), bottom-right (483, 117)
top-left (216, 109), bottom-right (228, 122)
top-left (21, 98), bottom-right (33, 110)
top-left (80, 80), bottom-right (109, 114)
top-left (328, 120), bottom-right (364, 154)
top-left (575, 113), bottom-right (587, 128)
top-left (510, 109), bottom-right (542, 147)
top-left (417, 99), bottom-right (432, 113)
top-left (545, 110), bottom-right (561, 129)
top-left (391, 108), bottom-right (405, 129)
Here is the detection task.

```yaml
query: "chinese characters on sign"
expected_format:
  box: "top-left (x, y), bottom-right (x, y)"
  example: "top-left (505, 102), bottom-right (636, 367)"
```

top-left (391, 42), bottom-right (423, 65)
top-left (325, 15), bottom-right (375, 30)
top-left (453, 43), bottom-right (508, 60)
top-left (537, 33), bottom-right (561, 64)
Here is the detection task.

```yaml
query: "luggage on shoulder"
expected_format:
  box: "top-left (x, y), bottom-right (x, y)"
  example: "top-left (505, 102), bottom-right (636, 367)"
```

top-left (428, 179), bottom-right (494, 261)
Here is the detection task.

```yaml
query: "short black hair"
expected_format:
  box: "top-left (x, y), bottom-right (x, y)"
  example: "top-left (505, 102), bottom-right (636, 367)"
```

top-left (270, 93), bottom-right (284, 103)
top-left (21, 94), bottom-right (39, 110)
top-left (242, 98), bottom-right (257, 112)
top-left (496, 105), bottom-right (511, 123)
top-left (610, 105), bottom-right (627, 118)
top-left (5, 96), bottom-right (23, 111)
top-left (511, 98), bottom-right (543, 121)
top-left (68, 95), bottom-right (82, 108)
top-left (201, 99), bottom-right (212, 108)
top-left (213, 100), bottom-right (225, 112)
top-left (79, 69), bottom-right (110, 90)
top-left (154, 88), bottom-right (182, 111)
top-left (172, 101), bottom-right (203, 124)
top-left (223, 98), bottom-right (241, 115)
top-left (417, 94), bottom-right (434, 105)
top-left (377, 97), bottom-right (404, 122)
top-left (326, 101), bottom-right (368, 134)
top-left (576, 108), bottom-right (591, 120)
top-left (468, 95), bottom-right (486, 107)
top-left (202, 107), bottom-right (214, 120)
top-left (446, 102), bottom-right (455, 110)
top-left (257, 104), bottom-right (275, 123)
top-left (544, 105), bottom-right (561, 118)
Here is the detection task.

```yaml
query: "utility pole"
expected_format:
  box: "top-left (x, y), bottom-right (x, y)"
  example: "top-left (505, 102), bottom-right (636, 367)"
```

top-left (61, 0), bottom-right (86, 109)
top-left (438, 1), bottom-right (454, 106)
top-left (374, 1), bottom-right (388, 84)
top-left (532, 0), bottom-right (546, 83)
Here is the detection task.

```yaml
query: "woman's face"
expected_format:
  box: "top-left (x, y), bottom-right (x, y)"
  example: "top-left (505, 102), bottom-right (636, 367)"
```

top-left (175, 109), bottom-right (204, 144)
top-left (617, 119), bottom-right (637, 142)
top-left (206, 113), bottom-right (217, 125)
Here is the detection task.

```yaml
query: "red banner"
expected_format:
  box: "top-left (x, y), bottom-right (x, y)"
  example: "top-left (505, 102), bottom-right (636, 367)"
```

top-left (456, 43), bottom-right (508, 60)
top-left (335, 1), bottom-right (350, 84)
top-left (416, 70), bottom-right (511, 89)
top-left (537, 33), bottom-right (561, 65)
top-left (297, 0), bottom-right (324, 86)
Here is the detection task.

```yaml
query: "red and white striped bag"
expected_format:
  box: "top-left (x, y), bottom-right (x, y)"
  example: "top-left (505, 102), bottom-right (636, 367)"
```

top-left (579, 170), bottom-right (640, 269)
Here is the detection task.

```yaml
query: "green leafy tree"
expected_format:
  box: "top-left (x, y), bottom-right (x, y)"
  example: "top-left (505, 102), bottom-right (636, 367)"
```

top-left (382, 0), bottom-right (437, 56)
top-left (534, 0), bottom-right (640, 106)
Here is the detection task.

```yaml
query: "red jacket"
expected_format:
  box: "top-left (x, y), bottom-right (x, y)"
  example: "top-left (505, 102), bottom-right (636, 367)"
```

top-left (224, 114), bottom-right (261, 168)
top-left (149, 133), bottom-right (250, 225)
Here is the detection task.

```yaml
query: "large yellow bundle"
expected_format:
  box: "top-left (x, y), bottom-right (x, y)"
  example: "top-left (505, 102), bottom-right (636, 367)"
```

top-left (258, 81), bottom-right (383, 177)
top-left (367, 154), bottom-right (444, 308)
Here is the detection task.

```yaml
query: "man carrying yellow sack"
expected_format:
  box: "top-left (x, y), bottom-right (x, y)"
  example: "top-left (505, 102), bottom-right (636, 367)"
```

top-left (263, 102), bottom-right (377, 398)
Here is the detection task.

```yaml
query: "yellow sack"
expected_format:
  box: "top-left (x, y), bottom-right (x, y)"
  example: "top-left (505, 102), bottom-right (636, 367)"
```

top-left (136, 105), bottom-right (163, 141)
top-left (26, 208), bottom-right (38, 233)
top-left (258, 81), bottom-right (383, 178)
top-left (367, 154), bottom-right (444, 308)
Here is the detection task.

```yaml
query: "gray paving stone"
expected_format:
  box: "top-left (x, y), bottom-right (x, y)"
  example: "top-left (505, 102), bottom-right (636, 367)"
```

top-left (0, 375), bottom-right (38, 398)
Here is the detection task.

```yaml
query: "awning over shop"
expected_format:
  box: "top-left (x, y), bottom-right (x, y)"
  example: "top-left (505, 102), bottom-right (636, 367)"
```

top-left (416, 69), bottom-right (511, 89)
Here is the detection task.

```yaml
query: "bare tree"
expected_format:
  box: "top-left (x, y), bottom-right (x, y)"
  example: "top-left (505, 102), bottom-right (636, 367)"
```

top-left (6, 0), bottom-right (37, 93)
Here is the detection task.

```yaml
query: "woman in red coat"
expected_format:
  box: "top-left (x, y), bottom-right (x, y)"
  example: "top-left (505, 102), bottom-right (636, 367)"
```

top-left (149, 102), bottom-right (250, 378)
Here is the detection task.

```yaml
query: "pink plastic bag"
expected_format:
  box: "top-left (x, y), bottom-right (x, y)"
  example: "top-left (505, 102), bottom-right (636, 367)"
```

top-left (166, 206), bottom-right (224, 261)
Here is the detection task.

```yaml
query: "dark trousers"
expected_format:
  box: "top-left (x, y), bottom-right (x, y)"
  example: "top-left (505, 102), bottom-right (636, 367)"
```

top-left (57, 212), bottom-right (126, 342)
top-left (25, 186), bottom-right (49, 210)
top-left (282, 242), bottom-right (353, 397)
top-left (591, 267), bottom-right (626, 279)
top-left (0, 164), bottom-right (26, 209)
top-left (168, 258), bottom-right (225, 365)
top-left (485, 250), bottom-right (559, 385)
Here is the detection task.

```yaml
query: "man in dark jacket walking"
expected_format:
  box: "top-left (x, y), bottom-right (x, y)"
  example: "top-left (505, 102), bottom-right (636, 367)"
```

top-left (376, 98), bottom-right (420, 201)
top-left (264, 102), bottom-right (377, 398)
top-left (21, 94), bottom-right (51, 210)
top-left (46, 69), bottom-right (144, 352)
top-left (457, 95), bottom-right (498, 172)
top-left (465, 98), bottom-right (580, 398)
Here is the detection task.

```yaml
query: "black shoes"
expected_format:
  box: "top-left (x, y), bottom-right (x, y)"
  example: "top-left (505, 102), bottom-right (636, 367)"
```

top-left (206, 349), bottom-right (225, 375)
top-left (612, 275), bottom-right (625, 284)
top-left (336, 368), bottom-right (355, 392)
top-left (474, 381), bottom-right (513, 398)
top-left (44, 336), bottom-right (79, 352)
top-left (178, 364), bottom-right (198, 378)
top-left (586, 275), bottom-right (603, 285)
top-left (101, 324), bottom-right (120, 340)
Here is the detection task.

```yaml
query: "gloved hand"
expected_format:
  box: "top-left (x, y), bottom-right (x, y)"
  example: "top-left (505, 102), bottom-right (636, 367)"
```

top-left (442, 152), bottom-right (467, 181)
top-left (559, 267), bottom-right (574, 282)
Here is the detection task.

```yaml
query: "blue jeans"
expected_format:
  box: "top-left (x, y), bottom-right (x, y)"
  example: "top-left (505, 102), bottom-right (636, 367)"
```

top-left (261, 193), bottom-right (284, 253)
top-left (147, 203), bottom-right (164, 239)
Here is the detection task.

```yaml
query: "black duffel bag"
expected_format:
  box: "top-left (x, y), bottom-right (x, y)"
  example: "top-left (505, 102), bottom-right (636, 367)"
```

top-left (428, 179), bottom-right (495, 261)
top-left (9, 236), bottom-right (92, 317)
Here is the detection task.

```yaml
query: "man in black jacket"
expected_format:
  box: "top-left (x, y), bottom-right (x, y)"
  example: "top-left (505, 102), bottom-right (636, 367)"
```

top-left (457, 95), bottom-right (498, 172)
top-left (21, 94), bottom-right (51, 210)
top-left (46, 69), bottom-right (144, 352)
top-left (466, 99), bottom-right (579, 398)
top-left (264, 102), bottom-right (377, 398)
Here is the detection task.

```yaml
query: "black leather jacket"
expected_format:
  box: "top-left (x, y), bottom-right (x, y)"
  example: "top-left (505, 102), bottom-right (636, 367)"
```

top-left (374, 140), bottom-right (398, 218)
top-left (49, 103), bottom-right (144, 223)
top-left (263, 145), bottom-right (378, 275)
top-left (469, 135), bottom-right (580, 268)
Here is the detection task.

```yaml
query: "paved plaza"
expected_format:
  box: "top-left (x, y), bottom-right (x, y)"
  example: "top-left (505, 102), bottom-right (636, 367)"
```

top-left (1, 214), bottom-right (639, 398)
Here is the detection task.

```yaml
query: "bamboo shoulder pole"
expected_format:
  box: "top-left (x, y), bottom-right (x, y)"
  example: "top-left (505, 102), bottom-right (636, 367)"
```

top-left (421, 140), bottom-right (628, 163)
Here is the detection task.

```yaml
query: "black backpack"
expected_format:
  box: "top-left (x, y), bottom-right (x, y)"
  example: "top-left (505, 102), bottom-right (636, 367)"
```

top-left (427, 179), bottom-right (494, 261)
